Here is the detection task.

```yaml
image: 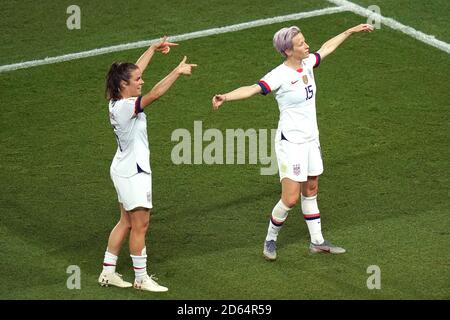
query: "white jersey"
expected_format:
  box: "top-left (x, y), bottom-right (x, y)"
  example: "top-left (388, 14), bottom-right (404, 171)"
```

top-left (258, 53), bottom-right (321, 144)
top-left (108, 96), bottom-right (151, 177)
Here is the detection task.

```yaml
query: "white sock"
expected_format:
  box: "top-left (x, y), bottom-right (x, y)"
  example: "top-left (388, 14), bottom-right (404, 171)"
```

top-left (266, 200), bottom-right (291, 241)
top-left (301, 195), bottom-right (324, 245)
top-left (102, 249), bottom-right (118, 273)
top-left (131, 247), bottom-right (148, 282)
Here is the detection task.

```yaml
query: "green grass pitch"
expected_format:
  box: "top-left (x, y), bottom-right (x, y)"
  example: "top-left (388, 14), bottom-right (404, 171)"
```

top-left (0, 0), bottom-right (449, 299)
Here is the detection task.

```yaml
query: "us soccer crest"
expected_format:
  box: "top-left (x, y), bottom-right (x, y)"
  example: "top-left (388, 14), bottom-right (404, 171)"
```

top-left (302, 75), bottom-right (308, 84)
top-left (293, 164), bottom-right (301, 176)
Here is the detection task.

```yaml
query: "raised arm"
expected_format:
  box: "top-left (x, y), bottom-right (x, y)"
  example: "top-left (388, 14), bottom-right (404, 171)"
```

top-left (212, 84), bottom-right (262, 110)
top-left (140, 56), bottom-right (197, 108)
top-left (317, 24), bottom-right (374, 60)
top-left (135, 36), bottom-right (179, 72)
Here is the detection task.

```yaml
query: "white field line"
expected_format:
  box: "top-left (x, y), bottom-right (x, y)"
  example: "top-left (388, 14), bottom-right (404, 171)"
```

top-left (0, 6), bottom-right (346, 73)
top-left (327, 0), bottom-right (450, 54)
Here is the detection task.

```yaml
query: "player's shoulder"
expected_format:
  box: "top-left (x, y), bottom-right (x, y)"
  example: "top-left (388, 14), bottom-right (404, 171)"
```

top-left (264, 63), bottom-right (287, 78)
top-left (122, 97), bottom-right (138, 105)
top-left (109, 98), bottom-right (138, 118)
top-left (111, 97), bottom-right (137, 107)
top-left (303, 53), bottom-right (321, 68)
top-left (273, 63), bottom-right (287, 73)
top-left (302, 54), bottom-right (314, 65)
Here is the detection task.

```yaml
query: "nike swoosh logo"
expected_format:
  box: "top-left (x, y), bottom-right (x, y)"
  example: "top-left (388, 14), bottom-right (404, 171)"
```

top-left (291, 80), bottom-right (299, 84)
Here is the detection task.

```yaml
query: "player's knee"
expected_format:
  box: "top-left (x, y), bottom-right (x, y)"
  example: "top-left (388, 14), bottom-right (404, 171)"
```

top-left (303, 184), bottom-right (318, 197)
top-left (303, 177), bottom-right (318, 196)
top-left (132, 219), bottom-right (149, 233)
top-left (121, 219), bottom-right (132, 230)
top-left (303, 188), bottom-right (317, 197)
top-left (129, 209), bottom-right (150, 232)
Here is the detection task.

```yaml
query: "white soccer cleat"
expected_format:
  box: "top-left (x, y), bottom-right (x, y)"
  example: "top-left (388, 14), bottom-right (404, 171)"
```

top-left (134, 275), bottom-right (168, 292)
top-left (98, 271), bottom-right (133, 288)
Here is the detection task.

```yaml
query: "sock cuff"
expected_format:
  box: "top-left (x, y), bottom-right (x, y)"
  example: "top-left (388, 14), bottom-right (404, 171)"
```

top-left (301, 194), bottom-right (319, 215)
top-left (303, 213), bottom-right (321, 220)
top-left (272, 199), bottom-right (290, 223)
top-left (271, 216), bottom-right (286, 226)
top-left (105, 250), bottom-right (118, 258)
top-left (278, 199), bottom-right (292, 211)
top-left (130, 254), bottom-right (148, 259)
top-left (130, 247), bottom-right (147, 259)
top-left (301, 194), bottom-right (317, 201)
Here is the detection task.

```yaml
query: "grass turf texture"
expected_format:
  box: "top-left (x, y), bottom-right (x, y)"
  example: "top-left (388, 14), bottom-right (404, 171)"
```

top-left (0, 1), bottom-right (449, 299)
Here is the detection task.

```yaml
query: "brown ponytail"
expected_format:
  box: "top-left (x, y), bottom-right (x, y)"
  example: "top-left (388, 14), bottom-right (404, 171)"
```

top-left (105, 62), bottom-right (138, 100)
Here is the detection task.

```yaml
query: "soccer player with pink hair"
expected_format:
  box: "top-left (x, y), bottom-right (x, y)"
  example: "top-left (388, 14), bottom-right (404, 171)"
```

top-left (212, 24), bottom-right (373, 260)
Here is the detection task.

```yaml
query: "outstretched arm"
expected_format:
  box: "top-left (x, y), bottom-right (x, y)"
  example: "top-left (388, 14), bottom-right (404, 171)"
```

top-left (212, 84), bottom-right (262, 110)
top-left (141, 56), bottom-right (197, 108)
top-left (135, 36), bottom-right (178, 72)
top-left (317, 24), bottom-right (374, 59)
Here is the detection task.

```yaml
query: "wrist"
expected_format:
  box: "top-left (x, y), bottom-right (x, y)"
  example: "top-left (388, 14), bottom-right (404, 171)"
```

top-left (175, 66), bottom-right (183, 75)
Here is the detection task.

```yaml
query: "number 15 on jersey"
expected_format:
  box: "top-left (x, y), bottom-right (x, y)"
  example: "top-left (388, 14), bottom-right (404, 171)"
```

top-left (305, 85), bottom-right (313, 100)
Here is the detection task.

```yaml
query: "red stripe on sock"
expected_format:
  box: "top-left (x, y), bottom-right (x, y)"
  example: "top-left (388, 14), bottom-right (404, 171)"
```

top-left (103, 263), bottom-right (116, 266)
top-left (303, 213), bottom-right (320, 220)
top-left (271, 216), bottom-right (285, 226)
top-left (304, 213), bottom-right (320, 216)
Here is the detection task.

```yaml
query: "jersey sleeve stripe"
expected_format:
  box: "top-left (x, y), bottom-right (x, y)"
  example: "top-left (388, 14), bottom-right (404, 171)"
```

top-left (134, 96), bottom-right (143, 114)
top-left (258, 80), bottom-right (271, 95)
top-left (313, 52), bottom-right (321, 68)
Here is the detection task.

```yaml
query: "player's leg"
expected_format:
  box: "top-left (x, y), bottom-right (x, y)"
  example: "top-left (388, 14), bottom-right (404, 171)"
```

top-left (102, 204), bottom-right (131, 273)
top-left (127, 172), bottom-right (151, 282)
top-left (99, 175), bottom-right (133, 288)
top-left (129, 208), bottom-right (149, 255)
top-left (264, 135), bottom-right (306, 260)
top-left (129, 208), bottom-right (167, 292)
top-left (106, 204), bottom-right (131, 255)
top-left (302, 178), bottom-right (345, 254)
top-left (301, 175), bottom-right (324, 245)
top-left (274, 177), bottom-right (301, 237)
top-left (129, 207), bottom-right (150, 278)
top-left (263, 178), bottom-right (300, 261)
top-left (301, 140), bottom-right (345, 254)
top-left (127, 172), bottom-right (167, 292)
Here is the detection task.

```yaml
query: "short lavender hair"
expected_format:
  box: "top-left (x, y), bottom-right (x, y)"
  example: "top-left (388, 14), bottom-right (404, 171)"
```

top-left (273, 26), bottom-right (301, 57)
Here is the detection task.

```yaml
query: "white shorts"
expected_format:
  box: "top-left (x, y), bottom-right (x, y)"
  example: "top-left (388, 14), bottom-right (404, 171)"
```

top-left (110, 171), bottom-right (153, 211)
top-left (275, 136), bottom-right (324, 182)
